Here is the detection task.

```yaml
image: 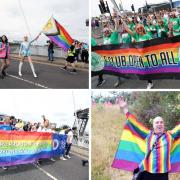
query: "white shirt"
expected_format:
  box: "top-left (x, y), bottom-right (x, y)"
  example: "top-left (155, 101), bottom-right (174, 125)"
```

top-left (67, 131), bottom-right (73, 144)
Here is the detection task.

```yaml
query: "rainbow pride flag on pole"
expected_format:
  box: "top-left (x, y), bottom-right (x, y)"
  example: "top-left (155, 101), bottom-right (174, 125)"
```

top-left (112, 112), bottom-right (180, 173)
top-left (0, 131), bottom-right (67, 167)
top-left (42, 16), bottom-right (74, 51)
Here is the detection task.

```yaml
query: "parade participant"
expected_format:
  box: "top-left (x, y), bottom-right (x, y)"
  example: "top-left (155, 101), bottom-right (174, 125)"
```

top-left (0, 35), bottom-right (10, 79)
top-left (47, 40), bottom-right (54, 61)
top-left (81, 43), bottom-right (89, 66)
top-left (64, 127), bottom-right (77, 159)
top-left (62, 45), bottom-right (77, 73)
top-left (91, 37), bottom-right (106, 87)
top-left (169, 12), bottom-right (180, 36)
top-left (18, 33), bottom-right (41, 78)
top-left (156, 19), bottom-right (168, 38)
top-left (123, 22), bottom-right (153, 89)
top-left (59, 126), bottom-right (69, 161)
top-left (112, 97), bottom-right (180, 180)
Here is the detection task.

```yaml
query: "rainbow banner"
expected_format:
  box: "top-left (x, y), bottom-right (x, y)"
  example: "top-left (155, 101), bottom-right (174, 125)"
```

top-left (111, 112), bottom-right (180, 173)
top-left (0, 131), bottom-right (67, 167)
top-left (92, 35), bottom-right (180, 80)
top-left (42, 17), bottom-right (74, 51)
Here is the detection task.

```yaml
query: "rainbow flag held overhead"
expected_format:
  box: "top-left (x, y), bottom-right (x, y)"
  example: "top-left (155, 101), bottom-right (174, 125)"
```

top-left (42, 16), bottom-right (74, 51)
top-left (0, 131), bottom-right (67, 167)
top-left (111, 112), bottom-right (180, 173)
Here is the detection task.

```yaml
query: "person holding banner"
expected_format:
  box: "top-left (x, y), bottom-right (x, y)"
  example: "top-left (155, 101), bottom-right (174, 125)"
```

top-left (112, 96), bottom-right (180, 180)
top-left (18, 33), bottom-right (41, 78)
top-left (0, 35), bottom-right (10, 79)
top-left (122, 22), bottom-right (154, 89)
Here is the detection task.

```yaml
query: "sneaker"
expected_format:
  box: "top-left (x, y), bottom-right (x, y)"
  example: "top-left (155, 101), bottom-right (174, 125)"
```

top-left (114, 80), bottom-right (120, 88)
top-left (70, 69), bottom-right (77, 74)
top-left (33, 74), bottom-right (38, 78)
top-left (65, 155), bottom-right (71, 159)
top-left (97, 80), bottom-right (106, 87)
top-left (50, 158), bottom-right (56, 162)
top-left (2, 166), bottom-right (8, 170)
top-left (147, 83), bottom-right (154, 89)
top-left (0, 73), bottom-right (4, 79)
top-left (60, 157), bottom-right (67, 161)
top-left (2, 70), bottom-right (6, 76)
top-left (18, 72), bottom-right (22, 77)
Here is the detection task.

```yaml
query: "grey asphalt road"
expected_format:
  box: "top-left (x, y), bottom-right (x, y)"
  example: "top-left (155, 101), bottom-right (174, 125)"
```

top-left (92, 75), bottom-right (180, 89)
top-left (0, 59), bottom-right (89, 89)
top-left (0, 153), bottom-right (88, 180)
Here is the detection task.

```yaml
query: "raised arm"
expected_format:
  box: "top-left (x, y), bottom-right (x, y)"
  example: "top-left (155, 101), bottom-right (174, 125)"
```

top-left (29, 32), bottom-right (41, 45)
top-left (117, 96), bottom-right (150, 139)
top-left (169, 123), bottom-right (180, 140)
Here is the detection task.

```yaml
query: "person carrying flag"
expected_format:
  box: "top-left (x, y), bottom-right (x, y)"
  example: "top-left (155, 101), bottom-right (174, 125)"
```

top-left (18, 33), bottom-right (41, 78)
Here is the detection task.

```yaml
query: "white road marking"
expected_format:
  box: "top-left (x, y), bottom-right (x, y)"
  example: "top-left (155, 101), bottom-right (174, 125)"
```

top-left (33, 164), bottom-right (61, 180)
top-left (7, 73), bottom-right (49, 89)
top-left (70, 152), bottom-right (89, 160)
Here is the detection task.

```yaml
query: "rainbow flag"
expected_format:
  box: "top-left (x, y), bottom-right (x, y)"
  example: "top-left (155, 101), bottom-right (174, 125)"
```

top-left (111, 112), bottom-right (180, 173)
top-left (0, 131), bottom-right (67, 167)
top-left (42, 17), bottom-right (74, 51)
top-left (92, 35), bottom-right (180, 80)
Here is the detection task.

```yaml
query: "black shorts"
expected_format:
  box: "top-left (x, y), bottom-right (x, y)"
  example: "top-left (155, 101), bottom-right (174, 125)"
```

top-left (140, 171), bottom-right (168, 180)
top-left (66, 56), bottom-right (75, 63)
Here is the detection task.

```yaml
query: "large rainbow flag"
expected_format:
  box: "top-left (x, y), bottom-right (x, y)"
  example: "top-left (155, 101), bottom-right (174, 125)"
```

top-left (92, 35), bottom-right (180, 80)
top-left (111, 112), bottom-right (180, 173)
top-left (42, 17), bottom-right (74, 51)
top-left (0, 131), bottom-right (67, 167)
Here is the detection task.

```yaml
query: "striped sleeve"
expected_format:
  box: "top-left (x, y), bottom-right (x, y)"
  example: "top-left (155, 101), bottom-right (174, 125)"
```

top-left (126, 112), bottom-right (150, 140)
top-left (169, 124), bottom-right (180, 139)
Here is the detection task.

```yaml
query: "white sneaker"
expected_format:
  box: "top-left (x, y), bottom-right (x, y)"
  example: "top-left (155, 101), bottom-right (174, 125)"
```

top-left (65, 155), bottom-right (71, 159)
top-left (60, 157), bottom-right (67, 161)
top-left (18, 72), bottom-right (22, 77)
top-left (33, 74), bottom-right (38, 78)
top-left (2, 166), bottom-right (8, 170)
top-left (50, 158), bottom-right (56, 162)
top-left (147, 83), bottom-right (154, 89)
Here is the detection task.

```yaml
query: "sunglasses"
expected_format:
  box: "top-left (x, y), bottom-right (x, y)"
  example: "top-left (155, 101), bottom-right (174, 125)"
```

top-left (137, 27), bottom-right (144, 31)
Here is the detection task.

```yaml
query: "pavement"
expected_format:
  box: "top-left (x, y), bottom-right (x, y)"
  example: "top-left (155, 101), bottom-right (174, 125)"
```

top-left (0, 56), bottom-right (89, 89)
top-left (0, 153), bottom-right (89, 180)
top-left (92, 75), bottom-right (180, 89)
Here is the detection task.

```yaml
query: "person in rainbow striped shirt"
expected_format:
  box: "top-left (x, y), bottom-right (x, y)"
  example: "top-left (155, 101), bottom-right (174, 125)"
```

top-left (113, 96), bottom-right (180, 180)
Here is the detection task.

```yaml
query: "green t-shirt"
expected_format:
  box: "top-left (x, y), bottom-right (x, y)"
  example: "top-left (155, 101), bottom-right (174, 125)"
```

top-left (170, 18), bottom-right (180, 36)
top-left (128, 23), bottom-right (135, 31)
top-left (121, 33), bottom-right (132, 44)
top-left (145, 25), bottom-right (152, 37)
top-left (103, 31), bottom-right (119, 45)
top-left (156, 25), bottom-right (168, 38)
top-left (133, 33), bottom-right (152, 42)
top-left (91, 37), bottom-right (97, 47)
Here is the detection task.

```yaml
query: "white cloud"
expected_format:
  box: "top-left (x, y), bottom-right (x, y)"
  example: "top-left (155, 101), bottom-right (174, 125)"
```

top-left (0, 0), bottom-right (89, 43)
top-left (92, 0), bottom-right (170, 16)
top-left (0, 90), bottom-right (90, 128)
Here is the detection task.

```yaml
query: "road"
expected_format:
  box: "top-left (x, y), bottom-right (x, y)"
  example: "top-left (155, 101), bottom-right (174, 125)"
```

top-left (0, 153), bottom-right (88, 180)
top-left (92, 75), bottom-right (180, 89)
top-left (0, 59), bottom-right (88, 89)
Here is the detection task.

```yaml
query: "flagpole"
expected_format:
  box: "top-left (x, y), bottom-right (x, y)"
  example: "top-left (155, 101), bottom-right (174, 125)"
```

top-left (18, 0), bottom-right (32, 39)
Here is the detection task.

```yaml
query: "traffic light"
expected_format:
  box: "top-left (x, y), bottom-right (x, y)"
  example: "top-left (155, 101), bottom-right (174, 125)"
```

top-left (99, 0), bottom-right (107, 14)
top-left (131, 4), bottom-right (135, 12)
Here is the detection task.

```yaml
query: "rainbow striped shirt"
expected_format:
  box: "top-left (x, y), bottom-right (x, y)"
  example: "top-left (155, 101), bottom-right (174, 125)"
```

top-left (126, 112), bottom-right (179, 174)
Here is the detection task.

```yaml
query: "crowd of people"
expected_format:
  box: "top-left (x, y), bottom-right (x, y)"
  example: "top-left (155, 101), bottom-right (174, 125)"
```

top-left (0, 34), bottom-right (89, 79)
top-left (0, 115), bottom-right (77, 170)
top-left (92, 8), bottom-right (180, 89)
